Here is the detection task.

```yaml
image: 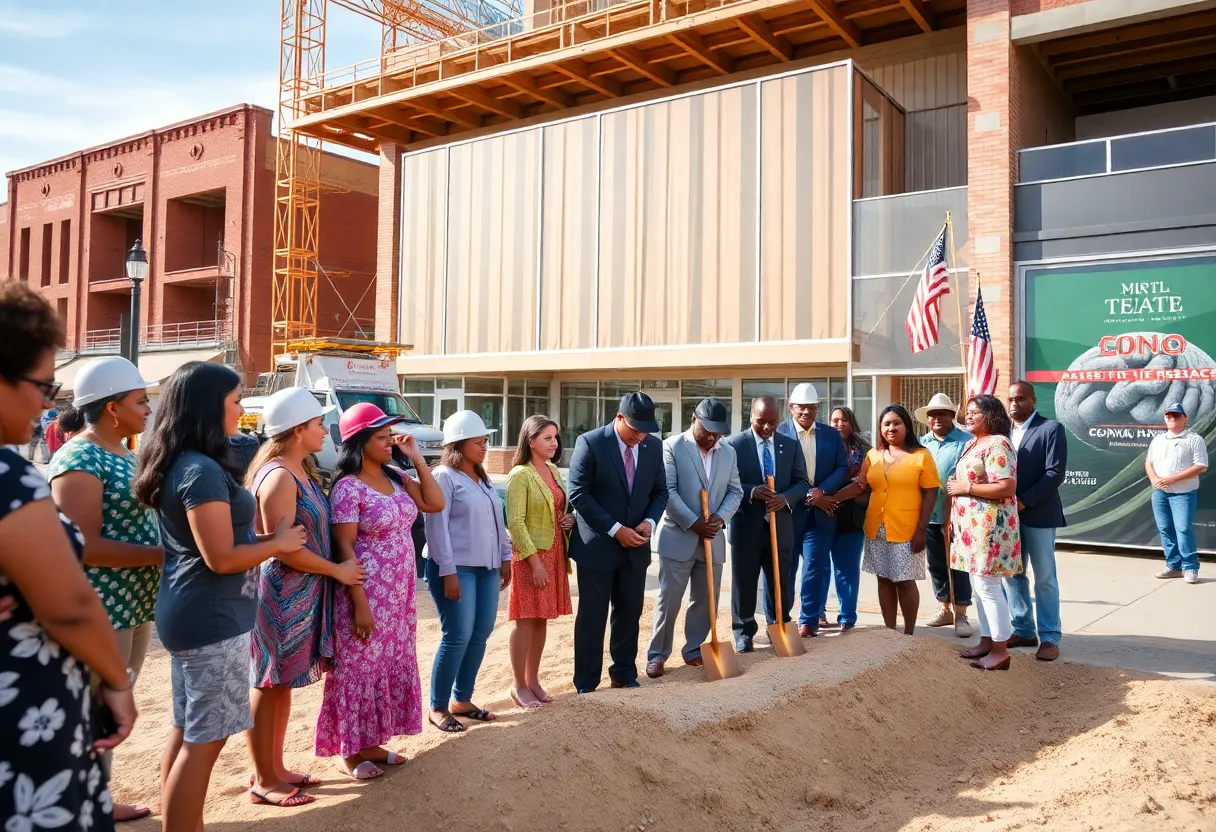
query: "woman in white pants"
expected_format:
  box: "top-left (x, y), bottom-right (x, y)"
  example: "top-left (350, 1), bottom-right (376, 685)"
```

top-left (945, 394), bottom-right (1022, 671)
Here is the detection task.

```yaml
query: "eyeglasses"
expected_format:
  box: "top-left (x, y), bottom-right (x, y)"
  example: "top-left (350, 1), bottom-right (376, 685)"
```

top-left (19, 376), bottom-right (62, 403)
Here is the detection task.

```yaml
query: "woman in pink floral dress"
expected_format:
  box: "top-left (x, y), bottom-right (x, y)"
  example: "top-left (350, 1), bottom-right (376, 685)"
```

top-left (316, 403), bottom-right (444, 780)
top-left (945, 394), bottom-right (1022, 672)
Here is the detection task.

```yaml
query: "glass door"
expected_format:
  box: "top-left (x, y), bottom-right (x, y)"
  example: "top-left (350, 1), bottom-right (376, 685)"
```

top-left (435, 391), bottom-right (462, 428)
top-left (647, 390), bottom-right (681, 439)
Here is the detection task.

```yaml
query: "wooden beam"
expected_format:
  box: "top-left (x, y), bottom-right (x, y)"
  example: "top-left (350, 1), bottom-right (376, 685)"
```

top-left (408, 99), bottom-right (480, 130)
top-left (897, 0), bottom-right (935, 33)
top-left (1040, 10), bottom-right (1216, 59)
top-left (501, 73), bottom-right (573, 108)
top-left (1056, 38), bottom-right (1216, 80)
top-left (668, 31), bottom-right (734, 75)
top-left (805, 0), bottom-right (861, 49)
top-left (449, 86), bottom-right (525, 120)
top-left (554, 58), bottom-right (622, 97)
top-left (1065, 54), bottom-right (1216, 93)
top-left (610, 45), bottom-right (678, 87)
top-left (368, 109), bottom-right (446, 139)
top-left (736, 14), bottom-right (794, 62)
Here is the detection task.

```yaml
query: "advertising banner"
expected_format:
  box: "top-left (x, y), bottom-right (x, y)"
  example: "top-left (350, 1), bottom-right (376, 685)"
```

top-left (1023, 254), bottom-right (1216, 552)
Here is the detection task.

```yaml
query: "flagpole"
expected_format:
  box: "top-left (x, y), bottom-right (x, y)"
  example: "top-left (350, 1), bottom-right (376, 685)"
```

top-left (946, 211), bottom-right (970, 400)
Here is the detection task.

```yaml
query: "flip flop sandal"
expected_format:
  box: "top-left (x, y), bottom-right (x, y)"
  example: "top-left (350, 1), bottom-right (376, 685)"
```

top-left (249, 786), bottom-right (316, 807)
top-left (452, 706), bottom-right (496, 722)
top-left (250, 773), bottom-right (323, 788)
top-left (510, 689), bottom-right (542, 710)
top-left (337, 760), bottom-right (384, 781)
top-left (114, 805), bottom-right (153, 823)
top-left (429, 714), bottom-right (466, 733)
top-left (370, 751), bottom-right (406, 766)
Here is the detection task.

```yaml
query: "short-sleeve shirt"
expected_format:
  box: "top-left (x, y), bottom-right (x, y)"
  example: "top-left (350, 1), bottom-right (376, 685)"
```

top-left (920, 426), bottom-right (974, 525)
top-left (1146, 429), bottom-right (1209, 494)
top-left (155, 450), bottom-right (259, 652)
top-left (949, 436), bottom-right (1022, 577)
top-left (47, 437), bottom-right (162, 630)
top-left (863, 447), bottom-right (941, 543)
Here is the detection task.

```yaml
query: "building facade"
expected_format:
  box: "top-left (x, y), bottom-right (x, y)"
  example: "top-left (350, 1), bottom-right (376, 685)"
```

top-left (0, 104), bottom-right (379, 391)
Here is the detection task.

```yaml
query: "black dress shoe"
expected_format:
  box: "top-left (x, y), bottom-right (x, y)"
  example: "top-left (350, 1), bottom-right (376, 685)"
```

top-left (735, 636), bottom-right (754, 653)
top-left (610, 679), bottom-right (641, 689)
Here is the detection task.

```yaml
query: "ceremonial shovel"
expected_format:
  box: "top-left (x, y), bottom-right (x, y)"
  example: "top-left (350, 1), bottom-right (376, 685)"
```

top-left (765, 475), bottom-right (806, 658)
top-left (699, 490), bottom-right (741, 682)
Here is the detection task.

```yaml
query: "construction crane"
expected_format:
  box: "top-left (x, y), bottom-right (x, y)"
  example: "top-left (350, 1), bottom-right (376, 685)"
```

top-left (272, 0), bottom-right (520, 360)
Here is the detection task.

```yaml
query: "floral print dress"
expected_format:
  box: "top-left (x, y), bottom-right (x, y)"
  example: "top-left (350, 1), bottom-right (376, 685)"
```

top-left (0, 448), bottom-right (114, 832)
top-left (949, 436), bottom-right (1023, 577)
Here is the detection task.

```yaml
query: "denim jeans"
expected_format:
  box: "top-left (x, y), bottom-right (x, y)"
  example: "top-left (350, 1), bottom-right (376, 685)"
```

top-left (425, 561), bottom-right (501, 710)
top-left (828, 531), bottom-right (864, 627)
top-left (1151, 489), bottom-right (1200, 573)
top-left (795, 514), bottom-right (837, 627)
top-left (1004, 525), bottom-right (1062, 646)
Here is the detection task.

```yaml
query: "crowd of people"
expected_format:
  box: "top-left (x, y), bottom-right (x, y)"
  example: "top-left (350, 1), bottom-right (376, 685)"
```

top-left (0, 281), bottom-right (1207, 831)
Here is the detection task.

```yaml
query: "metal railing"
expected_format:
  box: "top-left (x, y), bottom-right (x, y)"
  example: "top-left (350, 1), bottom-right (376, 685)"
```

top-left (82, 320), bottom-right (233, 353)
top-left (1018, 121), bottom-right (1216, 185)
top-left (304, 0), bottom-right (747, 116)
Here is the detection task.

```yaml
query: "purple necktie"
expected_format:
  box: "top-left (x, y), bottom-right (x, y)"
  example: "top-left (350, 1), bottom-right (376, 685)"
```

top-left (623, 444), bottom-right (635, 492)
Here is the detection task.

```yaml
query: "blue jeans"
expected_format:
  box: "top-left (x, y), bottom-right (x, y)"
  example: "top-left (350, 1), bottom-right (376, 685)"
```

top-left (829, 531), bottom-right (864, 627)
top-left (1151, 489), bottom-right (1200, 572)
top-left (797, 515), bottom-right (837, 627)
top-left (425, 561), bottom-right (500, 710)
top-left (1004, 525), bottom-right (1062, 646)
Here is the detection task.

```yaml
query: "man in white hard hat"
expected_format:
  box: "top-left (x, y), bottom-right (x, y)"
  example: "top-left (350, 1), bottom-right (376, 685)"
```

top-left (775, 383), bottom-right (848, 637)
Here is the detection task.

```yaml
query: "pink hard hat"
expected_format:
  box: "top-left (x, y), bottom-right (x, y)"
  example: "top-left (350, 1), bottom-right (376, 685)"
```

top-left (338, 402), bottom-right (405, 443)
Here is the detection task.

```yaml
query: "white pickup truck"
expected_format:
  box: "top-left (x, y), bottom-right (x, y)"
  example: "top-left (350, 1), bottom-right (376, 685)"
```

top-left (240, 340), bottom-right (444, 477)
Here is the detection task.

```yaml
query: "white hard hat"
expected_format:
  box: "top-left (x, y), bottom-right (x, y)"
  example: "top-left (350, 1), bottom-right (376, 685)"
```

top-left (263, 387), bottom-right (334, 436)
top-left (441, 410), bottom-right (495, 446)
top-left (73, 357), bottom-right (154, 407)
top-left (789, 383), bottom-right (820, 405)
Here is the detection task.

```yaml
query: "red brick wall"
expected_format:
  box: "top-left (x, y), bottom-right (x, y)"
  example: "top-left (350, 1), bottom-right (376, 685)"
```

top-left (374, 142), bottom-right (402, 343)
top-left (484, 449), bottom-right (513, 475)
top-left (1012, 0), bottom-right (1090, 15)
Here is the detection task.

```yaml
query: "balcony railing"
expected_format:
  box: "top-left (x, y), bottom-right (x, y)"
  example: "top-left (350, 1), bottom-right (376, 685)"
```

top-left (1018, 122), bottom-right (1216, 185)
top-left (82, 320), bottom-right (233, 354)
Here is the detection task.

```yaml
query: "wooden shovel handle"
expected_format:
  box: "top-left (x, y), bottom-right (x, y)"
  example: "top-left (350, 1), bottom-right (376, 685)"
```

top-left (766, 475), bottom-right (784, 619)
top-left (701, 490), bottom-right (719, 645)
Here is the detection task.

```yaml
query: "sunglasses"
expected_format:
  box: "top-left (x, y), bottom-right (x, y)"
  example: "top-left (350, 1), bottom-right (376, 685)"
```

top-left (20, 376), bottom-right (62, 403)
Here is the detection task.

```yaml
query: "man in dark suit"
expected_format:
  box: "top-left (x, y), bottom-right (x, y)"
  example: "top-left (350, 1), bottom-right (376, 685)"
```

top-left (1005, 380), bottom-right (1068, 662)
top-left (725, 395), bottom-right (809, 653)
top-left (774, 383), bottom-right (849, 636)
top-left (567, 392), bottom-right (669, 692)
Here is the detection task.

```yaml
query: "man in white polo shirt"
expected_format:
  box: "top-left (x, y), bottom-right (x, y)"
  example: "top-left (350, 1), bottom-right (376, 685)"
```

top-left (1145, 402), bottom-right (1209, 585)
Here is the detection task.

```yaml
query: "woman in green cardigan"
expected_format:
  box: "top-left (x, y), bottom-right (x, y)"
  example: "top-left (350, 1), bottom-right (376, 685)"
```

top-left (505, 415), bottom-right (574, 709)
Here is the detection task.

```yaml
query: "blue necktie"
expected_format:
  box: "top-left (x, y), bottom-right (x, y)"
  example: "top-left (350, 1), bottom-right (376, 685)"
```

top-left (762, 441), bottom-right (775, 479)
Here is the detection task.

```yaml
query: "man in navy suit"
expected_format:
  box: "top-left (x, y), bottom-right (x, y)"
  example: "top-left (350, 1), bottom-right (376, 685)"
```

top-left (725, 396), bottom-right (809, 652)
top-left (567, 392), bottom-right (669, 692)
top-left (775, 383), bottom-right (849, 636)
top-left (1005, 381), bottom-right (1068, 662)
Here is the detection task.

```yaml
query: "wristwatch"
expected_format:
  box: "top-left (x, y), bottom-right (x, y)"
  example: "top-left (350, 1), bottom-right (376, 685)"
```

top-left (103, 667), bottom-right (136, 692)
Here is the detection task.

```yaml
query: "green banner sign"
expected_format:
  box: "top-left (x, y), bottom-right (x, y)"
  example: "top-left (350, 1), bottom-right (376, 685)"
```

top-left (1023, 255), bottom-right (1216, 552)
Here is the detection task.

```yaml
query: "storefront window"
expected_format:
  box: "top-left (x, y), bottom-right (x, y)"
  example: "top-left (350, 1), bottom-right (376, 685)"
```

top-left (560, 382), bottom-right (599, 449)
top-left (401, 377), bottom-right (435, 426)
top-left (851, 377), bottom-right (874, 442)
top-left (465, 395), bottom-right (504, 443)
top-left (506, 380), bottom-right (553, 445)
top-left (436, 377), bottom-right (463, 390)
top-left (464, 377), bottom-right (505, 395)
top-left (741, 379), bottom-right (786, 424)
top-left (681, 378), bottom-right (732, 433)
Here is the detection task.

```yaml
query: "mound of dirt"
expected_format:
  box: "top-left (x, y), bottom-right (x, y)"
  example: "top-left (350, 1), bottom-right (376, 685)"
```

top-left (111, 600), bottom-right (1216, 831)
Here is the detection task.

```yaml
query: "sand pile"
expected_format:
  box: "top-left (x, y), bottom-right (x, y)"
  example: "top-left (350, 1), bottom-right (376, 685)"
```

top-left (111, 598), bottom-right (1216, 831)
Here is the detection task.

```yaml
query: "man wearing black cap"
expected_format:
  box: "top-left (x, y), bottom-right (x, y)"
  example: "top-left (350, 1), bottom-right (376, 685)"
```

top-left (645, 399), bottom-right (742, 678)
top-left (567, 392), bottom-right (669, 692)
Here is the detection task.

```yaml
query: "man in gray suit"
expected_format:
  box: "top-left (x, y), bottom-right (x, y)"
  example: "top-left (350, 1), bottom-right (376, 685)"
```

top-left (645, 399), bottom-right (743, 678)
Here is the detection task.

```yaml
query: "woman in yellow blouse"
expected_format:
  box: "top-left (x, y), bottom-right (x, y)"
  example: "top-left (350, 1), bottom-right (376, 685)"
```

top-left (505, 416), bottom-right (574, 709)
top-left (855, 404), bottom-right (940, 634)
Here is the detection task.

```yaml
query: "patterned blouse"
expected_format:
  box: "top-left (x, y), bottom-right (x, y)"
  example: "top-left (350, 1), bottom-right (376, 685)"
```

top-left (47, 438), bottom-right (161, 630)
top-left (948, 435), bottom-right (1023, 577)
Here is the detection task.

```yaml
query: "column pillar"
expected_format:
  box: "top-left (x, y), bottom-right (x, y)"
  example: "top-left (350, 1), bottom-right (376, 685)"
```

top-left (375, 141), bottom-right (403, 343)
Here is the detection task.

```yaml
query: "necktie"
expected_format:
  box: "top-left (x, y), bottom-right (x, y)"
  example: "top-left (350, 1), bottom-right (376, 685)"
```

top-left (623, 444), bottom-right (635, 492)
top-left (762, 441), bottom-right (774, 479)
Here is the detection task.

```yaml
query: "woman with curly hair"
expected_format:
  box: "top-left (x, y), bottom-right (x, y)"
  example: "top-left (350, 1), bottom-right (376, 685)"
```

top-left (0, 283), bottom-right (137, 832)
top-left (945, 395), bottom-right (1022, 671)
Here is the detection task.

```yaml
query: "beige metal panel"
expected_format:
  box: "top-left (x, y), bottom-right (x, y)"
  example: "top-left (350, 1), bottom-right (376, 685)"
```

top-left (400, 149), bottom-right (447, 355)
top-left (759, 65), bottom-right (850, 343)
top-left (597, 84), bottom-right (758, 348)
top-left (539, 117), bottom-right (597, 351)
top-left (865, 45), bottom-right (966, 112)
top-left (444, 129), bottom-right (541, 354)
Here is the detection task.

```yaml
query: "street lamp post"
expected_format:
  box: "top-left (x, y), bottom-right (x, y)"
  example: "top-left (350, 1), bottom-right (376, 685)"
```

top-left (125, 240), bottom-right (148, 369)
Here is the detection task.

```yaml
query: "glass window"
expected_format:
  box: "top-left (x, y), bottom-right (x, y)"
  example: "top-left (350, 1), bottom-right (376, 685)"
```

top-left (464, 377), bottom-right (505, 395)
top-left (404, 395), bottom-right (434, 425)
top-left (1018, 141), bottom-right (1107, 183)
top-left (506, 397), bottom-right (524, 446)
top-left (849, 377), bottom-right (874, 444)
top-left (560, 382), bottom-right (597, 398)
top-left (334, 391), bottom-right (424, 423)
top-left (465, 395), bottom-right (504, 444)
top-left (402, 378), bottom-right (435, 394)
top-left (599, 380), bottom-right (639, 399)
top-left (1110, 125), bottom-right (1215, 172)
top-left (741, 379), bottom-right (786, 425)
top-left (681, 378), bottom-right (732, 434)
top-left (641, 379), bottom-right (680, 391)
top-left (436, 377), bottom-right (463, 390)
top-left (527, 395), bottom-right (550, 420)
top-left (526, 381), bottom-right (549, 399)
top-left (560, 394), bottom-right (598, 450)
top-left (508, 379), bottom-right (526, 397)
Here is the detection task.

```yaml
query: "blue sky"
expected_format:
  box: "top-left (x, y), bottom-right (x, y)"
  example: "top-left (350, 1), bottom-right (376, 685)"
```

top-left (0, 1), bottom-right (383, 177)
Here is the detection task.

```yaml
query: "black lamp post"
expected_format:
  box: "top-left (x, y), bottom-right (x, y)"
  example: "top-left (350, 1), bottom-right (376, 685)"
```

top-left (125, 240), bottom-right (148, 368)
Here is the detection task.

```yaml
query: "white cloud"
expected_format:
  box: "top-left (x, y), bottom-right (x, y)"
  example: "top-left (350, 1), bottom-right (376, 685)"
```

top-left (0, 6), bottom-right (93, 38)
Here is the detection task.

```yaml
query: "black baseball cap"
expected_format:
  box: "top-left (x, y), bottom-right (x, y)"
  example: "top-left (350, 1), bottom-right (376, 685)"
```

top-left (618, 392), bottom-right (660, 433)
top-left (693, 398), bottom-right (730, 435)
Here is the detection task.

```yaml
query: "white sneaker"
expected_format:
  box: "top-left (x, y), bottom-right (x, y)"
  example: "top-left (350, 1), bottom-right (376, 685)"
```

top-left (926, 608), bottom-right (954, 627)
top-left (954, 613), bottom-right (973, 638)
top-left (1156, 568), bottom-right (1184, 579)
top-left (1184, 570), bottom-right (1199, 584)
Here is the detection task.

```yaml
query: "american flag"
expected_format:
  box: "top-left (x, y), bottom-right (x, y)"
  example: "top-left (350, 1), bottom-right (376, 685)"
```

top-left (968, 286), bottom-right (998, 397)
top-left (905, 224), bottom-right (951, 353)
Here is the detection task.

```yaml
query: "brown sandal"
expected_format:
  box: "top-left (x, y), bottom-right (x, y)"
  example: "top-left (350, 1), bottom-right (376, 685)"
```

top-left (250, 786), bottom-right (316, 807)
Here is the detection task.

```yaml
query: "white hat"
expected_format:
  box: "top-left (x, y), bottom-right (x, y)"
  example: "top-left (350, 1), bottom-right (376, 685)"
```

top-left (914, 392), bottom-right (960, 426)
top-left (789, 383), bottom-right (820, 405)
top-left (73, 357), bottom-right (154, 407)
top-left (442, 410), bottom-right (495, 446)
top-left (263, 387), bottom-right (334, 436)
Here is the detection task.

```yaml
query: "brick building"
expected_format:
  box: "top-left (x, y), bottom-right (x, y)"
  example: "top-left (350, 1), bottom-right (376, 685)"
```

top-left (0, 104), bottom-right (379, 390)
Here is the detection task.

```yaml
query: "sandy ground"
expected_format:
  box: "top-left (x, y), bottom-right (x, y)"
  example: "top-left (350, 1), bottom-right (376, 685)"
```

top-left (111, 594), bottom-right (1216, 832)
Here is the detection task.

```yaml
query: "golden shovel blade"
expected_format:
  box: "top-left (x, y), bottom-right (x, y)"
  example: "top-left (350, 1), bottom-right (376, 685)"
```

top-left (700, 638), bottom-right (742, 681)
top-left (767, 620), bottom-right (807, 657)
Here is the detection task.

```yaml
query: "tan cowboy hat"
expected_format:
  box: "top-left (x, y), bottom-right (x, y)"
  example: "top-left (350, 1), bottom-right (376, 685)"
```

top-left (915, 392), bottom-right (960, 425)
